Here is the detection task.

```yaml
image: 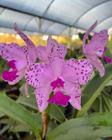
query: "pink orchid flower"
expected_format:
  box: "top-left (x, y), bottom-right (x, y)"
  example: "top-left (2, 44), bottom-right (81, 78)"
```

top-left (0, 26), bottom-right (38, 85)
top-left (25, 38), bottom-right (93, 112)
top-left (83, 21), bottom-right (108, 77)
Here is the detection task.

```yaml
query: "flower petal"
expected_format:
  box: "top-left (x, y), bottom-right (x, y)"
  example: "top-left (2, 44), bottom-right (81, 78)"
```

top-left (25, 63), bottom-right (54, 88)
top-left (64, 82), bottom-right (81, 110)
top-left (14, 24), bottom-right (35, 48)
top-left (47, 37), bottom-right (58, 54)
top-left (62, 58), bottom-right (78, 82)
top-left (103, 56), bottom-right (112, 63)
top-left (83, 21), bottom-right (97, 48)
top-left (36, 37), bottom-right (59, 62)
top-left (36, 37), bottom-right (67, 63)
top-left (77, 59), bottom-right (93, 85)
top-left (35, 85), bottom-right (51, 112)
top-left (62, 59), bottom-right (93, 85)
top-left (0, 43), bottom-right (25, 61)
top-left (2, 68), bottom-right (25, 85)
top-left (51, 57), bottom-right (65, 78)
top-left (87, 55), bottom-right (105, 77)
top-left (36, 46), bottom-right (47, 62)
top-left (47, 37), bottom-right (67, 60)
top-left (8, 69), bottom-right (25, 85)
top-left (2, 70), bottom-right (18, 82)
top-left (48, 91), bottom-right (70, 107)
top-left (8, 60), bottom-right (16, 69)
top-left (50, 78), bottom-right (64, 90)
top-left (14, 25), bottom-right (37, 63)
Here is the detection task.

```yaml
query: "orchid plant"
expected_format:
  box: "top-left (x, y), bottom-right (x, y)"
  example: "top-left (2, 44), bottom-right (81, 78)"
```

top-left (0, 22), bottom-right (111, 140)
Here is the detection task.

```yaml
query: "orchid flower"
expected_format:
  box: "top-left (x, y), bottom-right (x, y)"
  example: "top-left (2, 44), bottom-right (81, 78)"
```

top-left (83, 21), bottom-right (108, 77)
top-left (25, 38), bottom-right (93, 112)
top-left (0, 26), bottom-right (38, 85)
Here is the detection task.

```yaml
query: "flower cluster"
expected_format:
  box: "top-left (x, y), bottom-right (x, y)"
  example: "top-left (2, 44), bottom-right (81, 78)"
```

top-left (0, 22), bottom-right (109, 112)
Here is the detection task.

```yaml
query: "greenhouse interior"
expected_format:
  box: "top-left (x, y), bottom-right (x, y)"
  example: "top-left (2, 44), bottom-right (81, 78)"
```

top-left (0, 0), bottom-right (112, 140)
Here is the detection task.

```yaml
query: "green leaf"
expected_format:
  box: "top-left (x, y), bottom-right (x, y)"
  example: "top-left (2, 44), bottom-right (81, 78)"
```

top-left (17, 93), bottom-right (37, 110)
top-left (106, 80), bottom-right (112, 86)
top-left (47, 112), bottom-right (112, 140)
top-left (77, 64), bottom-right (112, 117)
top-left (49, 104), bottom-right (66, 123)
top-left (10, 124), bottom-right (31, 132)
top-left (0, 93), bottom-right (41, 140)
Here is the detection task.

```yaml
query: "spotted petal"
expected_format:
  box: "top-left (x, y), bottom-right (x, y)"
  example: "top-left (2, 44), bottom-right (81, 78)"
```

top-left (36, 37), bottom-right (67, 63)
top-left (36, 46), bottom-right (48, 62)
top-left (0, 43), bottom-right (25, 62)
top-left (76, 59), bottom-right (93, 85)
top-left (25, 63), bottom-right (54, 88)
top-left (64, 82), bottom-right (81, 110)
top-left (47, 37), bottom-right (67, 60)
top-left (47, 36), bottom-right (58, 56)
top-left (14, 24), bottom-right (35, 48)
top-left (25, 63), bottom-right (53, 112)
top-left (14, 24), bottom-right (37, 63)
top-left (62, 58), bottom-right (93, 85)
top-left (35, 37), bottom-right (56, 62)
top-left (35, 85), bottom-right (51, 112)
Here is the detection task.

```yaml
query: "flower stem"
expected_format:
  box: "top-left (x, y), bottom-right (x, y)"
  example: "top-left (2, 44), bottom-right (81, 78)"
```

top-left (25, 82), bottom-right (29, 97)
top-left (41, 111), bottom-right (48, 140)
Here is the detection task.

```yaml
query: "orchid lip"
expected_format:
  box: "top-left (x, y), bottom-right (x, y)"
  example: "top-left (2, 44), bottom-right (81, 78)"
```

top-left (103, 56), bottom-right (112, 63)
top-left (2, 60), bottom-right (18, 82)
top-left (50, 77), bottom-right (64, 90)
top-left (8, 60), bottom-right (17, 70)
top-left (48, 91), bottom-right (70, 107)
top-left (2, 70), bottom-right (18, 81)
